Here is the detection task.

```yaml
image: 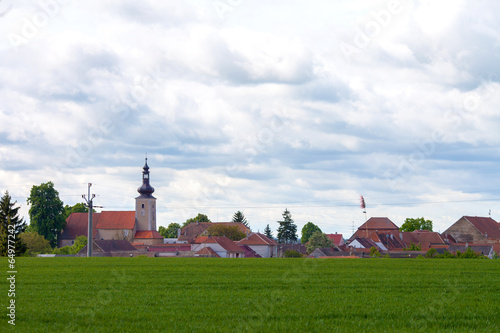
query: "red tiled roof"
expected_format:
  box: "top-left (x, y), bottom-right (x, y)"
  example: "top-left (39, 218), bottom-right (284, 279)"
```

top-left (399, 230), bottom-right (446, 249)
top-left (326, 234), bottom-right (344, 246)
top-left (464, 216), bottom-right (500, 239)
top-left (195, 247), bottom-right (220, 257)
top-left (358, 217), bottom-right (399, 230)
top-left (237, 233), bottom-right (277, 246)
top-left (199, 236), bottom-right (244, 253)
top-left (96, 211), bottom-right (136, 230)
top-left (134, 230), bottom-right (163, 239)
top-left (61, 213), bottom-right (100, 240)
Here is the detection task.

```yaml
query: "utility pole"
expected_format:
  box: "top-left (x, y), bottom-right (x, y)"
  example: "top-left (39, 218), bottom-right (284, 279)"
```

top-left (82, 183), bottom-right (96, 257)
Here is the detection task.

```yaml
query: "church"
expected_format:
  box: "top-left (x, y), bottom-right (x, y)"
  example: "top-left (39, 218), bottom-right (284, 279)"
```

top-left (60, 159), bottom-right (164, 247)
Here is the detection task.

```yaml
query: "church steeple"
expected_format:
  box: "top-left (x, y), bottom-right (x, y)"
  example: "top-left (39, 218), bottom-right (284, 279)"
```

top-left (137, 158), bottom-right (155, 198)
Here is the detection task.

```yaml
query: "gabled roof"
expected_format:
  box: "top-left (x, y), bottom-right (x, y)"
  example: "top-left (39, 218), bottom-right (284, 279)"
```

top-left (78, 240), bottom-right (139, 254)
top-left (349, 237), bottom-right (379, 249)
top-left (237, 244), bottom-right (262, 258)
top-left (237, 233), bottom-right (277, 246)
top-left (372, 232), bottom-right (405, 250)
top-left (61, 213), bottom-right (100, 240)
top-left (198, 236), bottom-right (244, 253)
top-left (134, 230), bottom-right (163, 239)
top-left (195, 247), bottom-right (221, 257)
top-left (350, 217), bottom-right (399, 240)
top-left (95, 211), bottom-right (136, 230)
top-left (398, 230), bottom-right (446, 249)
top-left (464, 216), bottom-right (500, 239)
top-left (358, 217), bottom-right (399, 230)
top-left (326, 234), bottom-right (344, 246)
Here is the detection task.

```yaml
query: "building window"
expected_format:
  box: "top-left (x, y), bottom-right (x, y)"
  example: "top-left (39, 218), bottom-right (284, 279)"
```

top-left (71, 240), bottom-right (74, 245)
top-left (142, 204), bottom-right (144, 208)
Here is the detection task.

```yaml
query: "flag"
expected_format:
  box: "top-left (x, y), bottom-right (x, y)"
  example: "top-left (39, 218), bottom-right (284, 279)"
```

top-left (360, 195), bottom-right (366, 210)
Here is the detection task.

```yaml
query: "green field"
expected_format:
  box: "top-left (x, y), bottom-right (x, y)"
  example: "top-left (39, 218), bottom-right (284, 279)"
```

top-left (2, 257), bottom-right (499, 332)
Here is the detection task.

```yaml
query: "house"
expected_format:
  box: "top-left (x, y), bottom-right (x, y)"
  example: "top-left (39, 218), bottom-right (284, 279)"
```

top-left (369, 232), bottom-right (405, 251)
top-left (61, 159), bottom-right (164, 248)
top-left (326, 233), bottom-right (345, 247)
top-left (236, 232), bottom-right (277, 258)
top-left (348, 237), bottom-right (380, 251)
top-left (191, 236), bottom-right (245, 258)
top-left (443, 216), bottom-right (500, 244)
top-left (448, 244), bottom-right (495, 259)
top-left (349, 217), bottom-right (399, 240)
top-left (178, 222), bottom-right (251, 243)
top-left (308, 247), bottom-right (340, 258)
top-left (397, 230), bottom-right (447, 250)
top-left (77, 240), bottom-right (139, 257)
top-left (277, 243), bottom-right (307, 257)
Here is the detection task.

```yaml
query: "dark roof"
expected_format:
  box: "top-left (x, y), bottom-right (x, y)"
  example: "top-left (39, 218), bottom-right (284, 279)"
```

top-left (61, 213), bottom-right (100, 240)
top-left (78, 240), bottom-right (139, 254)
top-left (96, 211), bottom-right (136, 230)
top-left (237, 244), bottom-right (262, 258)
top-left (399, 231), bottom-right (446, 249)
top-left (350, 237), bottom-right (379, 249)
top-left (464, 216), bottom-right (500, 239)
top-left (372, 232), bottom-right (405, 250)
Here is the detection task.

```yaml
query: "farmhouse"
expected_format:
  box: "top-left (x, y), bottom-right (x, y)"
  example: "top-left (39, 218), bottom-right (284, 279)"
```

top-left (443, 216), bottom-right (500, 244)
top-left (192, 236), bottom-right (245, 258)
top-left (349, 217), bottom-right (399, 240)
top-left (237, 232), bottom-right (278, 258)
top-left (60, 159), bottom-right (163, 247)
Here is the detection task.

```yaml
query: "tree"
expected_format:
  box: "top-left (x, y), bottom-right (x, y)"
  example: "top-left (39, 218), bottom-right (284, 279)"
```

top-left (20, 232), bottom-right (52, 255)
top-left (182, 213), bottom-right (211, 228)
top-left (159, 223), bottom-right (181, 238)
top-left (27, 182), bottom-right (65, 248)
top-left (205, 224), bottom-right (246, 241)
top-left (400, 217), bottom-right (433, 232)
top-left (63, 202), bottom-right (92, 220)
top-left (370, 246), bottom-right (381, 257)
top-left (404, 243), bottom-right (422, 251)
top-left (264, 224), bottom-right (273, 239)
top-left (53, 235), bottom-right (87, 255)
top-left (276, 209), bottom-right (298, 244)
top-left (232, 211), bottom-right (249, 228)
top-left (301, 222), bottom-right (322, 244)
top-left (0, 191), bottom-right (28, 256)
top-left (306, 231), bottom-right (333, 253)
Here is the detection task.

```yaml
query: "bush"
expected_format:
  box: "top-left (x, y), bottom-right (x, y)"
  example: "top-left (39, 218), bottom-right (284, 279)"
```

top-left (370, 247), bottom-right (381, 258)
top-left (284, 250), bottom-right (301, 258)
top-left (425, 248), bottom-right (437, 258)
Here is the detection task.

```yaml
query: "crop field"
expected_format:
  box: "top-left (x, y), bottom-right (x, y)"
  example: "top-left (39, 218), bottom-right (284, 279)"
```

top-left (2, 257), bottom-right (499, 332)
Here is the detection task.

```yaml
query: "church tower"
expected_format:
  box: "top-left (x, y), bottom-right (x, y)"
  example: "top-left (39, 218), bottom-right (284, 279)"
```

top-left (135, 158), bottom-right (157, 231)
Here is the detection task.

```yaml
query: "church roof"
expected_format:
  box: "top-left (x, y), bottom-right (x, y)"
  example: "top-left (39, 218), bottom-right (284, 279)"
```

top-left (61, 212), bottom-right (99, 240)
top-left (134, 230), bottom-right (163, 239)
top-left (95, 211), bottom-right (136, 230)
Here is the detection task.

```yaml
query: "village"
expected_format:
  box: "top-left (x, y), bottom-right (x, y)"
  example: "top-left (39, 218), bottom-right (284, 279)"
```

top-left (59, 160), bottom-right (500, 259)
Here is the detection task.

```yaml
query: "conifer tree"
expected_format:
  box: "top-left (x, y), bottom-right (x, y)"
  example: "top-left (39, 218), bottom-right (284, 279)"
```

top-left (276, 209), bottom-right (297, 243)
top-left (0, 191), bottom-right (27, 256)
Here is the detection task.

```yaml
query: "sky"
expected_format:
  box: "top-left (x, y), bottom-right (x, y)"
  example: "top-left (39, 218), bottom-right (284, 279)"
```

top-left (1, 0), bottom-right (500, 238)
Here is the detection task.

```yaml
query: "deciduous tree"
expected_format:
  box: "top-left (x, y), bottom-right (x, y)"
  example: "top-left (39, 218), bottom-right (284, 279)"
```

top-left (0, 191), bottom-right (27, 256)
top-left (306, 231), bottom-right (333, 253)
top-left (159, 223), bottom-right (181, 238)
top-left (27, 182), bottom-right (65, 247)
top-left (301, 222), bottom-right (322, 244)
top-left (20, 232), bottom-right (52, 255)
top-left (63, 202), bottom-right (92, 220)
top-left (277, 209), bottom-right (297, 244)
top-left (206, 224), bottom-right (246, 241)
top-left (183, 213), bottom-right (211, 228)
top-left (400, 217), bottom-right (433, 232)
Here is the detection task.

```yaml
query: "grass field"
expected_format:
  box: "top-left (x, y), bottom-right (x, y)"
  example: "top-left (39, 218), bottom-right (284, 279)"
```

top-left (2, 257), bottom-right (499, 332)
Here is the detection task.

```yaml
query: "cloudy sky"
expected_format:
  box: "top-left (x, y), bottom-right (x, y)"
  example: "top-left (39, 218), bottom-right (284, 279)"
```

top-left (1, 0), bottom-right (499, 237)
